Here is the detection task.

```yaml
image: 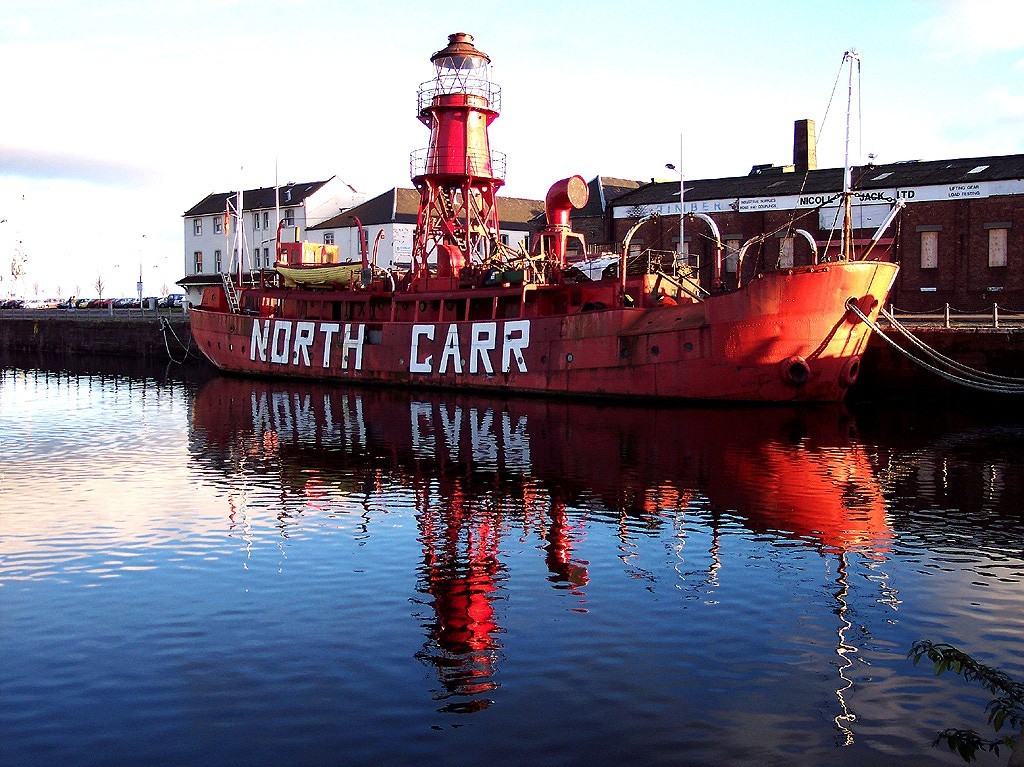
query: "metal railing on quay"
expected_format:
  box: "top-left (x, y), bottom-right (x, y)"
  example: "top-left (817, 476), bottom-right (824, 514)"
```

top-left (884, 303), bottom-right (1024, 329)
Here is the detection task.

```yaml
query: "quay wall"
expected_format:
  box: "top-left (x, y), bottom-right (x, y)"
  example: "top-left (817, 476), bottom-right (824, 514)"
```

top-left (1, 314), bottom-right (1021, 397)
top-left (0, 315), bottom-right (198, 362)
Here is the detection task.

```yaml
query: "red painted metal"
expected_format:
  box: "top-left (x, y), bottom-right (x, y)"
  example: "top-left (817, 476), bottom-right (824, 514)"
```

top-left (189, 33), bottom-right (900, 404)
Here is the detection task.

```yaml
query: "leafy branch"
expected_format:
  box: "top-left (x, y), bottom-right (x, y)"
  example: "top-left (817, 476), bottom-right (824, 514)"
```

top-left (909, 640), bottom-right (1024, 763)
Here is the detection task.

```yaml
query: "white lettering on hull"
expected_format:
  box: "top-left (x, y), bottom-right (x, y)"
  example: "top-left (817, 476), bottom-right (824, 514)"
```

top-left (410, 319), bottom-right (531, 376)
top-left (250, 318), bottom-right (365, 371)
top-left (247, 318), bottom-right (531, 377)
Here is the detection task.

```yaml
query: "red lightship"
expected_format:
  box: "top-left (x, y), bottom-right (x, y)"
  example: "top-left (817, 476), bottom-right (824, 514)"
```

top-left (189, 34), bottom-right (898, 402)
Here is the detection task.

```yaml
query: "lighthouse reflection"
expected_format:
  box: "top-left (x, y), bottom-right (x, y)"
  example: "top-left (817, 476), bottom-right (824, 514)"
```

top-left (189, 376), bottom-right (892, 715)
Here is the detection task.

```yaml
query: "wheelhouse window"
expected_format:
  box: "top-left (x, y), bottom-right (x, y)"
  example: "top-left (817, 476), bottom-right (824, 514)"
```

top-left (193, 251), bottom-right (203, 273)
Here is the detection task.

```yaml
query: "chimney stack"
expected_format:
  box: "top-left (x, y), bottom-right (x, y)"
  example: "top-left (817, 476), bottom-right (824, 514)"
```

top-left (793, 119), bottom-right (817, 173)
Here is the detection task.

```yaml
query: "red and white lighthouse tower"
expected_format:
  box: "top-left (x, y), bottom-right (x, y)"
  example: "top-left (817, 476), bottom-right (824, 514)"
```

top-left (410, 33), bottom-right (505, 282)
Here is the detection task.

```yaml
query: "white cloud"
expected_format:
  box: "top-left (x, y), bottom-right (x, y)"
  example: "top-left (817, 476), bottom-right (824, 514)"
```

top-left (916, 0), bottom-right (1024, 58)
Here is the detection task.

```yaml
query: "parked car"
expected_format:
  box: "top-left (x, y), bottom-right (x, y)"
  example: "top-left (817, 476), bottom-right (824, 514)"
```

top-left (166, 293), bottom-right (187, 308)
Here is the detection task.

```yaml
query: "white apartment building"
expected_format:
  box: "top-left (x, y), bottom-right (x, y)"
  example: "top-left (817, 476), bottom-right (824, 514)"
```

top-left (178, 177), bottom-right (365, 304)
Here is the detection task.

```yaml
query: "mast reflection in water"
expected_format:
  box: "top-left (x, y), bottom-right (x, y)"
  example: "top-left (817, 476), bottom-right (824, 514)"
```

top-left (3, 360), bottom-right (1023, 767)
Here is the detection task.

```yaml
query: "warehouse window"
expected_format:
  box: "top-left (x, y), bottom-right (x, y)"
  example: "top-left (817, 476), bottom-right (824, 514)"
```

top-left (988, 228), bottom-right (1008, 267)
top-left (920, 231), bottom-right (938, 269)
top-left (778, 236), bottom-right (794, 268)
top-left (194, 251), bottom-right (203, 273)
top-left (724, 238), bottom-right (741, 273)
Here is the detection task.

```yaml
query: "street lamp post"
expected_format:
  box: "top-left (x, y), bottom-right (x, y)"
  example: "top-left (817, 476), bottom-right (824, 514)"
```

top-left (137, 235), bottom-right (146, 310)
top-left (666, 136), bottom-right (690, 282)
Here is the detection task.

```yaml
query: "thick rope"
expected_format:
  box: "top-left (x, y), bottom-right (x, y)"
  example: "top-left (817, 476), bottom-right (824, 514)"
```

top-left (159, 317), bottom-right (198, 365)
top-left (847, 300), bottom-right (1024, 394)
top-left (881, 308), bottom-right (1024, 385)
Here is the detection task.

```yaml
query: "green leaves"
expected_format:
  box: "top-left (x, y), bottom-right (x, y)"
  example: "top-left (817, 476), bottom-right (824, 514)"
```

top-left (910, 639), bottom-right (1023, 763)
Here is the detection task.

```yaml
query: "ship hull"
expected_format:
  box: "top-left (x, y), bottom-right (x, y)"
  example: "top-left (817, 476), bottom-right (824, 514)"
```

top-left (189, 261), bottom-right (898, 403)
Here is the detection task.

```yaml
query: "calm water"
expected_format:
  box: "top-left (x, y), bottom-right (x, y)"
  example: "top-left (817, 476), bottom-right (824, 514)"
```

top-left (1, 356), bottom-right (1022, 767)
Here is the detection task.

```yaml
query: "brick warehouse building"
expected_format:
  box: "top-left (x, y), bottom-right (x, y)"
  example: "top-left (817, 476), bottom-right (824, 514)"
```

top-left (596, 122), bottom-right (1023, 313)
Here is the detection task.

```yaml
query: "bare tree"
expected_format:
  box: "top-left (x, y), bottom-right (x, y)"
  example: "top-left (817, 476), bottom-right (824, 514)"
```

top-left (94, 275), bottom-right (105, 298)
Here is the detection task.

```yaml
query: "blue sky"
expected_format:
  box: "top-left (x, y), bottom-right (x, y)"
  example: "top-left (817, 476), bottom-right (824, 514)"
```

top-left (2, 0), bottom-right (1022, 297)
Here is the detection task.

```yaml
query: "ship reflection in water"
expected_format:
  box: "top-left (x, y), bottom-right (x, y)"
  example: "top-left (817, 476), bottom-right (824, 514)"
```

top-left (190, 376), bottom-right (893, 715)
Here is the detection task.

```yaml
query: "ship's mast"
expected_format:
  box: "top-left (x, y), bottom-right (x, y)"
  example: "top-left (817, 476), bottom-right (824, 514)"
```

top-left (410, 33), bottom-right (504, 283)
top-left (841, 49), bottom-right (860, 261)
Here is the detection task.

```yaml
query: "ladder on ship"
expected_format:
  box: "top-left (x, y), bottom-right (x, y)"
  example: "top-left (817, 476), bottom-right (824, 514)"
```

top-left (220, 273), bottom-right (240, 313)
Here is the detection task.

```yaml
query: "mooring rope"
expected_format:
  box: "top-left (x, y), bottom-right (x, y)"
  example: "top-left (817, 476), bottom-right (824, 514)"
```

top-left (159, 317), bottom-right (198, 365)
top-left (880, 308), bottom-right (1024, 386)
top-left (846, 299), bottom-right (1024, 394)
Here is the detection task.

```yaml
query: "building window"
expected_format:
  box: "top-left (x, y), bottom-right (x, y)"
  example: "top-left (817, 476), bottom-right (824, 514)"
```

top-left (194, 251), bottom-right (203, 273)
top-left (725, 238), bottom-right (741, 273)
top-left (214, 217), bottom-right (222, 234)
top-left (263, 211), bottom-right (269, 229)
top-left (778, 236), bottom-right (794, 269)
top-left (253, 212), bottom-right (260, 230)
top-left (193, 219), bottom-right (202, 236)
top-left (324, 232), bottom-right (335, 245)
top-left (988, 228), bottom-right (1008, 267)
top-left (920, 230), bottom-right (938, 269)
top-left (500, 233), bottom-right (509, 246)
top-left (263, 247), bottom-right (270, 267)
top-left (214, 250), bottom-right (222, 272)
top-left (284, 209), bottom-right (295, 226)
